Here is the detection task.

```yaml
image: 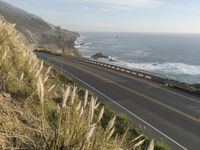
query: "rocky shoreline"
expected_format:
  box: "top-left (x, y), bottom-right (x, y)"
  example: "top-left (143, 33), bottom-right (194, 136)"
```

top-left (0, 0), bottom-right (80, 56)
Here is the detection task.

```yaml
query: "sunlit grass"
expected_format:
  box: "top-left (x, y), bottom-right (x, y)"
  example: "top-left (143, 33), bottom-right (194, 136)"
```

top-left (0, 16), bottom-right (161, 150)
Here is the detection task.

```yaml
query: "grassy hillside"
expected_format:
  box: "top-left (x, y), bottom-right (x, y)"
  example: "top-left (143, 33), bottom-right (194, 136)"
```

top-left (0, 0), bottom-right (80, 56)
top-left (0, 16), bottom-right (168, 149)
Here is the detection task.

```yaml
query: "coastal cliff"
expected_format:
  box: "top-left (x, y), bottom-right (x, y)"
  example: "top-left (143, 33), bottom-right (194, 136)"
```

top-left (0, 0), bottom-right (80, 56)
top-left (0, 14), bottom-right (168, 150)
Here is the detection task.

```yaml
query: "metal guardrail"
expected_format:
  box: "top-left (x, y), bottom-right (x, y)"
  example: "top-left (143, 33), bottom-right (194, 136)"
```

top-left (66, 56), bottom-right (167, 84)
top-left (65, 56), bottom-right (200, 95)
top-left (35, 51), bottom-right (200, 95)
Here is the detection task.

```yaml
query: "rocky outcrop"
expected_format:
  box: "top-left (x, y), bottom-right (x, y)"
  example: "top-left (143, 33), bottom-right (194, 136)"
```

top-left (91, 52), bottom-right (109, 59)
top-left (0, 0), bottom-right (80, 56)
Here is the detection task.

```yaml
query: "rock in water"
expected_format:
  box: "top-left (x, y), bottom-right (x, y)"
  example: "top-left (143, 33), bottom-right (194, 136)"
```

top-left (91, 53), bottom-right (109, 59)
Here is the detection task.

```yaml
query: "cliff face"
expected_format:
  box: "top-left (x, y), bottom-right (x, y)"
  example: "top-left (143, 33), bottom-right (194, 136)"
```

top-left (0, 0), bottom-right (80, 55)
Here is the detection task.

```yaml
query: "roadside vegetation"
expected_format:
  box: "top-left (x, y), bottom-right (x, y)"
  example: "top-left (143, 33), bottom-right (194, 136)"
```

top-left (0, 16), bottom-right (167, 150)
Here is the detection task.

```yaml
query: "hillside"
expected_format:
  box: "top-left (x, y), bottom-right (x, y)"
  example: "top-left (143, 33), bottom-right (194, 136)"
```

top-left (0, 0), bottom-right (80, 56)
top-left (0, 15), bottom-right (169, 150)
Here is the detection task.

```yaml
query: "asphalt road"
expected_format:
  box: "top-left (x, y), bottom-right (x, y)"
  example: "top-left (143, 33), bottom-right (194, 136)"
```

top-left (36, 52), bottom-right (200, 150)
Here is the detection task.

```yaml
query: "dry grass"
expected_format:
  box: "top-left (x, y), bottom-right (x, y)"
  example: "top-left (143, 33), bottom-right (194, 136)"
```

top-left (0, 16), bottom-right (159, 150)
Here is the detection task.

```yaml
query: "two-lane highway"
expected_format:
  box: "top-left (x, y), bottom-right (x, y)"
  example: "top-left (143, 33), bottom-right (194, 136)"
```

top-left (36, 52), bottom-right (200, 150)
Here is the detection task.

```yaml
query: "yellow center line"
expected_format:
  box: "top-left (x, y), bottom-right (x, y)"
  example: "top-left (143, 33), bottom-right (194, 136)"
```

top-left (50, 57), bottom-right (200, 124)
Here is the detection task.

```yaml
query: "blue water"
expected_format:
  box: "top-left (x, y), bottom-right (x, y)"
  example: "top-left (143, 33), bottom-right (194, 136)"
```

top-left (75, 32), bottom-right (200, 84)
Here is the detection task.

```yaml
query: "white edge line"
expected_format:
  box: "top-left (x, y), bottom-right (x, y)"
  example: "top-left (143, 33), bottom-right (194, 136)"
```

top-left (118, 71), bottom-right (200, 104)
top-left (60, 68), bottom-right (188, 150)
top-left (159, 88), bottom-right (200, 103)
top-left (48, 55), bottom-right (200, 104)
top-left (82, 61), bottom-right (200, 104)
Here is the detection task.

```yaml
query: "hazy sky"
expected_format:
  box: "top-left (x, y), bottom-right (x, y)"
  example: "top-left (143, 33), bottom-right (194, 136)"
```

top-left (4, 0), bottom-right (200, 33)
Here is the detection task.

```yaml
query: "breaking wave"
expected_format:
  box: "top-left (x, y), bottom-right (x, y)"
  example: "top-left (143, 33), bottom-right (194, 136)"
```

top-left (75, 33), bottom-right (200, 83)
top-left (118, 62), bottom-right (200, 75)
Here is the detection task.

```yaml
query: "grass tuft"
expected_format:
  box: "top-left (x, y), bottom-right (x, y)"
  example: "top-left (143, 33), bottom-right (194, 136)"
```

top-left (0, 16), bottom-right (168, 150)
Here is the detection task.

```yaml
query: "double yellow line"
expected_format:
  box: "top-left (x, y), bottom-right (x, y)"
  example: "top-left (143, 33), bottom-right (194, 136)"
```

top-left (51, 57), bottom-right (200, 124)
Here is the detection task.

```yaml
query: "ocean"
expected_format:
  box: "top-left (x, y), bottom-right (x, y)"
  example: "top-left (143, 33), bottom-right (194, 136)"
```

top-left (75, 32), bottom-right (200, 84)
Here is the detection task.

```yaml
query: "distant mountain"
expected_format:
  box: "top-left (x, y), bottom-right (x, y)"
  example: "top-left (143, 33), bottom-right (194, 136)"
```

top-left (0, 0), bottom-right (80, 56)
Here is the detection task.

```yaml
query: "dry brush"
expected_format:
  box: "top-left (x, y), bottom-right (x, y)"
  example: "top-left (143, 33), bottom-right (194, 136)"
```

top-left (0, 16), bottom-right (160, 150)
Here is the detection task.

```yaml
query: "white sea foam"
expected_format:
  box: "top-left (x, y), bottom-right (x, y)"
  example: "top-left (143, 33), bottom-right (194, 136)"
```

top-left (75, 36), bottom-right (89, 45)
top-left (75, 33), bottom-right (200, 83)
top-left (119, 62), bottom-right (200, 75)
top-left (83, 42), bottom-right (92, 46)
top-left (75, 36), bottom-right (93, 53)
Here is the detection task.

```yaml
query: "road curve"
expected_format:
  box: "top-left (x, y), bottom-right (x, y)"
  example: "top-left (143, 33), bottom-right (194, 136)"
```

top-left (36, 52), bottom-right (200, 150)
